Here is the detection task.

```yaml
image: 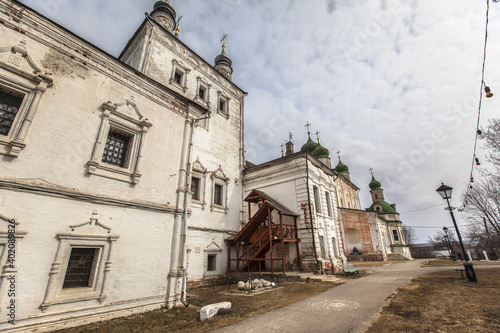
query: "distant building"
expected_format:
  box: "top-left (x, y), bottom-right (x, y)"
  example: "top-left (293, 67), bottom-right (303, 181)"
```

top-left (234, 133), bottom-right (411, 275)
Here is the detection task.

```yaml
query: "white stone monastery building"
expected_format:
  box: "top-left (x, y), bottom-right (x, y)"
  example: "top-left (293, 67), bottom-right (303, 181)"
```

top-left (0, 1), bottom-right (409, 331)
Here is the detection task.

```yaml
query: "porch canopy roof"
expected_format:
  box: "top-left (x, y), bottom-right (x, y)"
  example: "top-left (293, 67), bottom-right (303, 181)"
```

top-left (229, 189), bottom-right (298, 243)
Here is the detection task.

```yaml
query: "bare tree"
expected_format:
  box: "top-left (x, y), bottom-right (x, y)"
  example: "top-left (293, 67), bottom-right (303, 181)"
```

top-left (463, 118), bottom-right (500, 258)
top-left (402, 225), bottom-right (416, 245)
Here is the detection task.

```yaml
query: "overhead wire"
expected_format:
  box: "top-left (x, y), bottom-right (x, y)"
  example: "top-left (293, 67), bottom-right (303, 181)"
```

top-left (463, 0), bottom-right (495, 210)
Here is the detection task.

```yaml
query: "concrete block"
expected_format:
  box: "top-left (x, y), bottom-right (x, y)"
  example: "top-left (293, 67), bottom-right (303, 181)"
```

top-left (200, 301), bottom-right (231, 320)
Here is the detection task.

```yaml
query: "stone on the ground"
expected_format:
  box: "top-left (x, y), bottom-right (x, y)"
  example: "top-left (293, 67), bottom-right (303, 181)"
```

top-left (200, 301), bottom-right (232, 320)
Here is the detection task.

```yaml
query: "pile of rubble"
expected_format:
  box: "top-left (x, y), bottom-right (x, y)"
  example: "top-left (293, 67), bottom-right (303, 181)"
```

top-left (236, 278), bottom-right (275, 291)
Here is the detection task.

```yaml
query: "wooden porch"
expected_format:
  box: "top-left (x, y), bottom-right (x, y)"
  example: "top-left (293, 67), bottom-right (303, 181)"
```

top-left (226, 189), bottom-right (300, 274)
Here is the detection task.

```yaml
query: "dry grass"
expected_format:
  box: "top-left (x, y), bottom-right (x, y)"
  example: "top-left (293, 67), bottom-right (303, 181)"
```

top-left (53, 281), bottom-right (338, 333)
top-left (367, 268), bottom-right (500, 333)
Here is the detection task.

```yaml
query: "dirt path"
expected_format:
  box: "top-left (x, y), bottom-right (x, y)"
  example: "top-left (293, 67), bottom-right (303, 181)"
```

top-left (211, 260), bottom-right (449, 333)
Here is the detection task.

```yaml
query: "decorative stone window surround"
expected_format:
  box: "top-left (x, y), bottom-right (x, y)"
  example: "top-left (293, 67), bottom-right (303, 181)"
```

top-left (203, 240), bottom-right (223, 277)
top-left (194, 76), bottom-right (211, 108)
top-left (210, 165), bottom-right (229, 213)
top-left (0, 41), bottom-right (53, 157)
top-left (41, 211), bottom-right (119, 311)
top-left (169, 60), bottom-right (190, 92)
top-left (87, 99), bottom-right (152, 184)
top-left (191, 157), bottom-right (208, 209)
top-left (216, 91), bottom-right (230, 119)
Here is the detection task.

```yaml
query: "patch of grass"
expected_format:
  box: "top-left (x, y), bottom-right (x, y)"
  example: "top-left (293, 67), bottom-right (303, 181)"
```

top-left (54, 281), bottom-right (337, 333)
top-left (367, 268), bottom-right (500, 333)
top-left (423, 259), bottom-right (500, 266)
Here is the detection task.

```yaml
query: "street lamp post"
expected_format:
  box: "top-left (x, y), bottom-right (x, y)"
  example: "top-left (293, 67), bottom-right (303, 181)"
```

top-left (436, 183), bottom-right (477, 283)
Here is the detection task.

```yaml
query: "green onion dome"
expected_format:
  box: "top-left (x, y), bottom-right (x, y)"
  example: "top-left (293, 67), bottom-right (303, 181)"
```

top-left (312, 144), bottom-right (330, 159)
top-left (335, 158), bottom-right (349, 173)
top-left (300, 138), bottom-right (319, 154)
top-left (369, 175), bottom-right (382, 190)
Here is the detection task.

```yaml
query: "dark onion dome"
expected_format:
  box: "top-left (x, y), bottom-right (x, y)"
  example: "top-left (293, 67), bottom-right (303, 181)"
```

top-left (312, 143), bottom-right (330, 159)
top-left (214, 48), bottom-right (233, 69)
top-left (369, 175), bottom-right (382, 190)
top-left (300, 138), bottom-right (319, 154)
top-left (152, 1), bottom-right (176, 20)
top-left (366, 201), bottom-right (397, 214)
top-left (335, 158), bottom-right (349, 173)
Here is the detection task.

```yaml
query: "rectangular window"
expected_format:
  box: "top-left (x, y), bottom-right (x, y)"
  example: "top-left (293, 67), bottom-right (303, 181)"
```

top-left (214, 183), bottom-right (223, 206)
top-left (313, 186), bottom-right (321, 214)
top-left (63, 248), bottom-right (98, 289)
top-left (325, 192), bottom-right (332, 217)
top-left (174, 70), bottom-right (183, 85)
top-left (0, 90), bottom-right (23, 136)
top-left (218, 97), bottom-right (228, 115)
top-left (101, 129), bottom-right (131, 168)
top-left (207, 254), bottom-right (217, 272)
top-left (198, 86), bottom-right (206, 100)
top-left (393, 229), bottom-right (400, 242)
top-left (191, 176), bottom-right (200, 201)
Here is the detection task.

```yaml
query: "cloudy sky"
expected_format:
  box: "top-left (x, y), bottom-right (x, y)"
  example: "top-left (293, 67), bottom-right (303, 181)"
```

top-left (18, 0), bottom-right (500, 242)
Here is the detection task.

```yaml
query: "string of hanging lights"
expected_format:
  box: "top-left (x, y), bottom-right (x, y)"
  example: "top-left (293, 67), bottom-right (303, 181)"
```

top-left (460, 0), bottom-right (498, 212)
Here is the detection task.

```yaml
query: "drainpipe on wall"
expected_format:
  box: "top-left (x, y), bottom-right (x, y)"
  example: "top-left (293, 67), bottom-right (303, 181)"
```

top-left (305, 153), bottom-right (319, 271)
top-left (179, 111), bottom-right (211, 306)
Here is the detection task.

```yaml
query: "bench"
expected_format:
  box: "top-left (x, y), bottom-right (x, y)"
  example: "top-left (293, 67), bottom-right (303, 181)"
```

top-left (454, 267), bottom-right (466, 280)
top-left (342, 263), bottom-right (360, 276)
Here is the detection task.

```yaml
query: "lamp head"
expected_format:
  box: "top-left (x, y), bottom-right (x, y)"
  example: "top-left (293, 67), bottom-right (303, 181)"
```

top-left (436, 183), bottom-right (453, 200)
top-left (485, 86), bottom-right (493, 98)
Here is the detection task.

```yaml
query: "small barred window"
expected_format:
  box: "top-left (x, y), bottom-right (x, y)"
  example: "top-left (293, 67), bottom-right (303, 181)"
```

top-left (192, 177), bottom-right (201, 201)
top-left (207, 254), bottom-right (217, 271)
top-left (63, 248), bottom-right (98, 289)
top-left (214, 183), bottom-right (223, 206)
top-left (102, 129), bottom-right (131, 167)
top-left (0, 90), bottom-right (23, 136)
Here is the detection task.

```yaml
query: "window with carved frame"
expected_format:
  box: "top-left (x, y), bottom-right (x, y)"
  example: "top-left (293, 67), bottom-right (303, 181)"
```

top-left (216, 91), bottom-right (230, 118)
top-left (0, 41), bottom-right (53, 157)
top-left (210, 165), bottom-right (229, 213)
top-left (87, 100), bottom-right (152, 184)
top-left (170, 60), bottom-right (190, 92)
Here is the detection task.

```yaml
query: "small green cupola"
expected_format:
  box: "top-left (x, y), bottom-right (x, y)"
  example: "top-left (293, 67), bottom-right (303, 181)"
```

top-left (300, 137), bottom-right (319, 154)
top-left (335, 157), bottom-right (349, 174)
top-left (301, 123), bottom-right (319, 154)
top-left (369, 175), bottom-right (382, 190)
top-left (369, 169), bottom-right (385, 202)
top-left (311, 142), bottom-right (329, 159)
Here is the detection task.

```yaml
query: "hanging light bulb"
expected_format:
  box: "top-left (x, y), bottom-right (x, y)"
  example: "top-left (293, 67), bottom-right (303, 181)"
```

top-left (484, 85), bottom-right (493, 98)
top-left (475, 157), bottom-right (481, 165)
top-left (477, 129), bottom-right (485, 140)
